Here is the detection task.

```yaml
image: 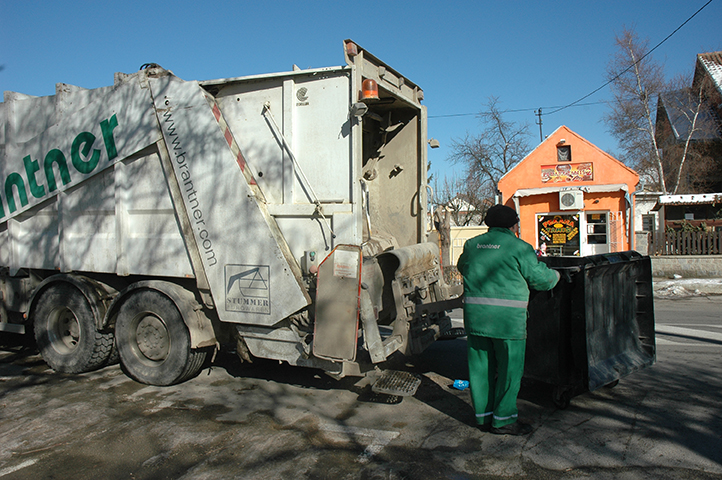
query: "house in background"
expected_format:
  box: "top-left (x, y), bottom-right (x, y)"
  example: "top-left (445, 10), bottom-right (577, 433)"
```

top-left (445, 196), bottom-right (485, 226)
top-left (632, 190), bottom-right (665, 254)
top-left (649, 193), bottom-right (722, 256)
top-left (652, 193), bottom-right (722, 231)
top-left (450, 225), bottom-right (487, 266)
top-left (498, 126), bottom-right (639, 256)
top-left (638, 51), bottom-right (722, 255)
top-left (655, 51), bottom-right (722, 193)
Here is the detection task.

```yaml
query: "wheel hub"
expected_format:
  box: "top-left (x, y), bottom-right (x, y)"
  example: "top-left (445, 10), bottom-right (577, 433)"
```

top-left (135, 315), bottom-right (170, 361)
top-left (49, 308), bottom-right (81, 353)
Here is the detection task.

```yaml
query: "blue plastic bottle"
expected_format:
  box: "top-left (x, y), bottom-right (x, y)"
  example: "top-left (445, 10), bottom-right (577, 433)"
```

top-left (453, 380), bottom-right (469, 390)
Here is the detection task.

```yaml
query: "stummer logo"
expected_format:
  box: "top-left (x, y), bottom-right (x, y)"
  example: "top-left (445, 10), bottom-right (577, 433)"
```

top-left (225, 264), bottom-right (271, 315)
top-left (0, 114), bottom-right (119, 220)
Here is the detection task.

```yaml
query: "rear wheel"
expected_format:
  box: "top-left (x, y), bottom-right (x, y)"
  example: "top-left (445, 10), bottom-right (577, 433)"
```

top-left (115, 289), bottom-right (206, 386)
top-left (33, 283), bottom-right (114, 373)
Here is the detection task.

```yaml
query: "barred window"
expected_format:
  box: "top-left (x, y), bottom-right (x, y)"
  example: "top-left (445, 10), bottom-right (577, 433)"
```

top-left (557, 145), bottom-right (571, 162)
top-left (642, 214), bottom-right (655, 232)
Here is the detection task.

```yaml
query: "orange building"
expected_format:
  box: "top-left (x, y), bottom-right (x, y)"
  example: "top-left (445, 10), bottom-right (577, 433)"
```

top-left (498, 126), bottom-right (639, 256)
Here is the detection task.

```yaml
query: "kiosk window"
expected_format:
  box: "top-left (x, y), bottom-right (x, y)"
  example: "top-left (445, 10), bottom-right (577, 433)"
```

top-left (587, 213), bottom-right (607, 244)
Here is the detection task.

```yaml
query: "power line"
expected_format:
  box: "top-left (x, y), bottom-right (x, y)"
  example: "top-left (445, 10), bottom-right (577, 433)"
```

top-left (428, 101), bottom-right (607, 119)
top-left (428, 0), bottom-right (714, 121)
top-left (545, 0), bottom-right (714, 116)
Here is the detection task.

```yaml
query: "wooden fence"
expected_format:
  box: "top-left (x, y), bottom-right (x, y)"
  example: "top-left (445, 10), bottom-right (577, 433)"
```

top-left (652, 230), bottom-right (722, 255)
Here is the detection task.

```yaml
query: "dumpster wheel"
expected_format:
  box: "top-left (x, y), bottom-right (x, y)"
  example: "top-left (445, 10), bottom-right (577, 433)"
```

top-left (552, 386), bottom-right (573, 409)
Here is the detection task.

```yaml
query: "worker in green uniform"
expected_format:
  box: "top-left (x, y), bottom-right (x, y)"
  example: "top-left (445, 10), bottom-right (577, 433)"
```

top-left (457, 205), bottom-right (560, 436)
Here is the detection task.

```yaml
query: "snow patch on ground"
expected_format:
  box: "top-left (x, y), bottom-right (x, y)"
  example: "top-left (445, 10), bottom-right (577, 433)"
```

top-left (653, 277), bottom-right (722, 297)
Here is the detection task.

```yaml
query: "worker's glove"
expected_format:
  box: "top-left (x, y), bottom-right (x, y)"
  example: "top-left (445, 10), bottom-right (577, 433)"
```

top-left (559, 267), bottom-right (581, 283)
top-left (558, 267), bottom-right (582, 283)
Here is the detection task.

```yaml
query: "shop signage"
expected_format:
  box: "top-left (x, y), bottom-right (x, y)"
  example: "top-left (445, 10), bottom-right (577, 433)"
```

top-left (538, 214), bottom-right (580, 256)
top-left (541, 162), bottom-right (593, 183)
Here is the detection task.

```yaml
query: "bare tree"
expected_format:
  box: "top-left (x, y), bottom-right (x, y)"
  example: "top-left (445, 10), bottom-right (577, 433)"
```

top-left (604, 27), bottom-right (713, 194)
top-left (605, 28), bottom-right (667, 190)
top-left (656, 72), bottom-right (719, 193)
top-left (447, 97), bottom-right (531, 201)
top-left (433, 174), bottom-right (489, 226)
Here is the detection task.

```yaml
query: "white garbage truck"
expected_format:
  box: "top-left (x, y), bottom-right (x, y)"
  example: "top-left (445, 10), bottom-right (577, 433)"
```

top-left (0, 40), bottom-right (461, 390)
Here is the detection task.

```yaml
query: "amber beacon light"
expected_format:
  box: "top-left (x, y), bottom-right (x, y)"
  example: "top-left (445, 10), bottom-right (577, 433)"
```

top-left (361, 78), bottom-right (379, 101)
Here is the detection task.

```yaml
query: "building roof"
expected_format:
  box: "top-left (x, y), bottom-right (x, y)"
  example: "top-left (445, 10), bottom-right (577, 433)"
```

top-left (658, 89), bottom-right (721, 141)
top-left (659, 52), bottom-right (722, 144)
top-left (499, 125), bottom-right (639, 190)
top-left (652, 193), bottom-right (722, 210)
top-left (697, 51), bottom-right (722, 94)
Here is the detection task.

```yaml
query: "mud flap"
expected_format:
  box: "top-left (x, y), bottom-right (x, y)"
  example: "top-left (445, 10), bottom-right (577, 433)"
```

top-left (313, 245), bottom-right (362, 361)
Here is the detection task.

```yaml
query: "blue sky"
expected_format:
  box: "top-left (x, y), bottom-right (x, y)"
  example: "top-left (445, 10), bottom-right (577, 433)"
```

top-left (2, 0), bottom-right (720, 183)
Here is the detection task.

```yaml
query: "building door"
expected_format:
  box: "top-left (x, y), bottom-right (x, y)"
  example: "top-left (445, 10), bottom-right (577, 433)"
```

top-left (584, 212), bottom-right (609, 256)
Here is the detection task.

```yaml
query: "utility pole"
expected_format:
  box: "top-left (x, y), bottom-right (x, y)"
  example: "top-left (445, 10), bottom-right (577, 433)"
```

top-left (534, 108), bottom-right (543, 142)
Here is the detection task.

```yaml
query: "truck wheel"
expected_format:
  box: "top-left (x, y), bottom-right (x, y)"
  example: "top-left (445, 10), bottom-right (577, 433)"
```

top-left (115, 289), bottom-right (207, 386)
top-left (33, 283), bottom-right (114, 373)
top-left (106, 339), bottom-right (120, 366)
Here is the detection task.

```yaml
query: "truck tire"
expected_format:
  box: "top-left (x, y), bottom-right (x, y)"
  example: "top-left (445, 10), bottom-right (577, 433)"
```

top-left (115, 289), bottom-right (207, 386)
top-left (33, 283), bottom-right (115, 373)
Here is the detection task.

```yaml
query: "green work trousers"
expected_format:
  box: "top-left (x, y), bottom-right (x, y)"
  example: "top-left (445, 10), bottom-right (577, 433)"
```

top-left (467, 334), bottom-right (526, 428)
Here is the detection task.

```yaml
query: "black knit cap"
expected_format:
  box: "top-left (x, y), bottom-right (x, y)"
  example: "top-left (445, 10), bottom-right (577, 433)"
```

top-left (484, 205), bottom-right (519, 228)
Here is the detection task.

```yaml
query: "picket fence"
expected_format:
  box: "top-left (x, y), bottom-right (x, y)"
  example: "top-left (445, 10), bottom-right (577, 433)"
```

top-left (652, 230), bottom-right (722, 255)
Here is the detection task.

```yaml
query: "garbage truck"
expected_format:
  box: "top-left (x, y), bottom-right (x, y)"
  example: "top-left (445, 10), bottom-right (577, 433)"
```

top-left (0, 40), bottom-right (462, 390)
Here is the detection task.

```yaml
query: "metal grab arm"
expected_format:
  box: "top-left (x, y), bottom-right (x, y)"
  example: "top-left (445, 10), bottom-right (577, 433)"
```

top-left (360, 179), bottom-right (372, 245)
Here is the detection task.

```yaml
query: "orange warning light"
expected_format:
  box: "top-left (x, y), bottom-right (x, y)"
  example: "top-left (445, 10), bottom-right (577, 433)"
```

top-left (361, 78), bottom-right (379, 101)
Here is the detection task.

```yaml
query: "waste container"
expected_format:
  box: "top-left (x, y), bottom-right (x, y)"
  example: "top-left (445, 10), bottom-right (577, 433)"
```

top-left (525, 251), bottom-right (656, 408)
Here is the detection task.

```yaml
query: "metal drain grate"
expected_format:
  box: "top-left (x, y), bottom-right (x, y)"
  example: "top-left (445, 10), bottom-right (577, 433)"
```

top-left (372, 370), bottom-right (422, 397)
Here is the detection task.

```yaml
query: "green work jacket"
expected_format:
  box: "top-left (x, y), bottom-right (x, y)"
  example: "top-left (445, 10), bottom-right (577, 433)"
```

top-left (457, 227), bottom-right (560, 339)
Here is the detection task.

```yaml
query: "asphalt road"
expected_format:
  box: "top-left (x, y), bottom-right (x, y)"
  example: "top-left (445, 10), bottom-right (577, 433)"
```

top-left (0, 295), bottom-right (721, 480)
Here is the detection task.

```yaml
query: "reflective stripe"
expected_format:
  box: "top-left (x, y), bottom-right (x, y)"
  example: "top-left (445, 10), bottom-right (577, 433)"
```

top-left (475, 412), bottom-right (493, 418)
top-left (493, 413), bottom-right (518, 421)
top-left (466, 296), bottom-right (528, 309)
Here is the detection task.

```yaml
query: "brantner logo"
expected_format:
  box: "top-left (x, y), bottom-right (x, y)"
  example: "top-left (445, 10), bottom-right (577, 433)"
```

top-left (225, 264), bottom-right (271, 314)
top-left (0, 114), bottom-right (119, 221)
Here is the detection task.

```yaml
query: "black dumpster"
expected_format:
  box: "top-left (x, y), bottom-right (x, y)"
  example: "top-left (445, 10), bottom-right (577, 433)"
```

top-left (525, 251), bottom-right (656, 408)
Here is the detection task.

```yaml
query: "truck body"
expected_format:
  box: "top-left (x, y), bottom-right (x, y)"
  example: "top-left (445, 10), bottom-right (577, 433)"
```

top-left (0, 41), bottom-right (461, 387)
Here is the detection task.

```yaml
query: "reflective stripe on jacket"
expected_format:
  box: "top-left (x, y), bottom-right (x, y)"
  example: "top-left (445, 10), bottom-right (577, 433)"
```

top-left (457, 227), bottom-right (560, 339)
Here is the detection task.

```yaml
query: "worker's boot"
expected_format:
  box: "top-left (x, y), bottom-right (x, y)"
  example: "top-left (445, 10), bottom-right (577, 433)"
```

top-left (490, 421), bottom-right (533, 436)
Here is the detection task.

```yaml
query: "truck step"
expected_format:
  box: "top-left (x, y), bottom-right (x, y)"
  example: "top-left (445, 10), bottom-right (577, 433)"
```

top-left (371, 370), bottom-right (422, 397)
top-left (439, 327), bottom-right (466, 340)
top-left (0, 321), bottom-right (25, 334)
